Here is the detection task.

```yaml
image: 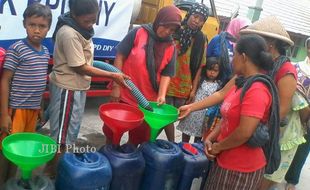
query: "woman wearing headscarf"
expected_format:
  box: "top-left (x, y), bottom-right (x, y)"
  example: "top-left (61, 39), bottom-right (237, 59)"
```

top-left (107, 5), bottom-right (182, 145)
top-left (207, 17), bottom-right (251, 85)
top-left (239, 16), bottom-right (306, 190)
top-left (285, 37), bottom-right (310, 190)
top-left (165, 3), bottom-right (209, 142)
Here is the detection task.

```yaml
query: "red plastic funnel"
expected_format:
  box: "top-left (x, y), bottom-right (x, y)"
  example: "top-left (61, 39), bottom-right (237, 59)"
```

top-left (99, 103), bottom-right (144, 144)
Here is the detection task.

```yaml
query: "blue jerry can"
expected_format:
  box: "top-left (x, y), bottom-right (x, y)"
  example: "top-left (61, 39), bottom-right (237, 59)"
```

top-left (55, 152), bottom-right (112, 190)
top-left (99, 144), bottom-right (145, 190)
top-left (177, 142), bottom-right (209, 190)
top-left (140, 139), bottom-right (184, 190)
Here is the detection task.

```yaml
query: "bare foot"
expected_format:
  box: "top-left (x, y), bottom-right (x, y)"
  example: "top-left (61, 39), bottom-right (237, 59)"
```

top-left (285, 183), bottom-right (296, 190)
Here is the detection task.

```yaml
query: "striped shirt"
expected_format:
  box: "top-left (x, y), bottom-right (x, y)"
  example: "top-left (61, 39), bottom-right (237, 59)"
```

top-left (4, 40), bottom-right (49, 109)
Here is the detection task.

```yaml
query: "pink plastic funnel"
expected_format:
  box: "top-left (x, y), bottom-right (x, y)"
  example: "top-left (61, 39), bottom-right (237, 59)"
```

top-left (99, 103), bottom-right (144, 144)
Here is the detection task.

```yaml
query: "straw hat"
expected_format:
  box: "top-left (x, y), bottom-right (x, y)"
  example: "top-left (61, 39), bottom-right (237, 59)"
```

top-left (240, 16), bottom-right (294, 46)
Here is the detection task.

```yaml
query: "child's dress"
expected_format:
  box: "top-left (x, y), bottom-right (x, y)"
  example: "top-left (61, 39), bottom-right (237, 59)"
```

top-left (176, 80), bottom-right (220, 137)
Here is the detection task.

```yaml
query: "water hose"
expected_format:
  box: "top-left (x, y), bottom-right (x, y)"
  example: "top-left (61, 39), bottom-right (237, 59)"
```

top-left (93, 60), bottom-right (153, 111)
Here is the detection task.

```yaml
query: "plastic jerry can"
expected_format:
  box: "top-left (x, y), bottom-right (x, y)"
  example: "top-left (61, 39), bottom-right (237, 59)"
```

top-left (55, 152), bottom-right (112, 190)
top-left (99, 144), bottom-right (145, 190)
top-left (140, 139), bottom-right (184, 190)
top-left (177, 142), bottom-right (209, 190)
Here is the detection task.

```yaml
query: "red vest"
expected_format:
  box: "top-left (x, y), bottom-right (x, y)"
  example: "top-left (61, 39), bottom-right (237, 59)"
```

top-left (120, 28), bottom-right (175, 105)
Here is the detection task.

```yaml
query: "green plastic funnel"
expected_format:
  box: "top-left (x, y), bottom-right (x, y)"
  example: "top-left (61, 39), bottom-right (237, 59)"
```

top-left (139, 102), bottom-right (178, 142)
top-left (2, 133), bottom-right (57, 180)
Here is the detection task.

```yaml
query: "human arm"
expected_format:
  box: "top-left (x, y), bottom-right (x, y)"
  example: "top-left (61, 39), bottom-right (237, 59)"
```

top-left (71, 64), bottom-right (130, 88)
top-left (178, 75), bottom-right (236, 119)
top-left (187, 67), bottom-right (202, 104)
top-left (158, 46), bottom-right (177, 105)
top-left (277, 74), bottom-right (297, 120)
top-left (157, 76), bottom-right (171, 105)
top-left (109, 28), bottom-right (138, 101)
top-left (299, 106), bottom-right (310, 124)
top-left (109, 53), bottom-right (127, 102)
top-left (0, 69), bottom-right (14, 134)
top-left (203, 123), bottom-right (221, 160)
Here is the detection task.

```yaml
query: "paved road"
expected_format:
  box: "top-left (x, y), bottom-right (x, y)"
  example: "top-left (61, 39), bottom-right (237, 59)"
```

top-left (40, 97), bottom-right (310, 190)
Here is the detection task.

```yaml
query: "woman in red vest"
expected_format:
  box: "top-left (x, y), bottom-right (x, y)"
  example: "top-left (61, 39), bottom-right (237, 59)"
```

top-left (106, 5), bottom-right (182, 145)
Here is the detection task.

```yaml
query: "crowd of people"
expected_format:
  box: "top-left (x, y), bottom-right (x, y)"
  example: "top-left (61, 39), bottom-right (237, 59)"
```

top-left (0, 0), bottom-right (309, 189)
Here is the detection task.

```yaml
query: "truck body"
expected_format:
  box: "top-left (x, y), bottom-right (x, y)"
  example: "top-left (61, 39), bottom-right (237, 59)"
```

top-left (0, 0), bottom-right (219, 98)
top-left (135, 0), bottom-right (220, 42)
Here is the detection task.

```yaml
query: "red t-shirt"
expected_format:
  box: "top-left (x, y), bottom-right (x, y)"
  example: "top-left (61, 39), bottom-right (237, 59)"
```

top-left (274, 62), bottom-right (297, 84)
top-left (216, 82), bottom-right (272, 172)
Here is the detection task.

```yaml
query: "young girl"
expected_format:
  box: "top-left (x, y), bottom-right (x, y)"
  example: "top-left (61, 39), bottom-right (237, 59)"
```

top-left (176, 57), bottom-right (222, 142)
top-left (45, 0), bottom-right (129, 178)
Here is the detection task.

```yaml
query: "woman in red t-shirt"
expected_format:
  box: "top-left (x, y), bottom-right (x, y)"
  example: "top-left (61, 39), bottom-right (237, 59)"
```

top-left (180, 34), bottom-right (275, 189)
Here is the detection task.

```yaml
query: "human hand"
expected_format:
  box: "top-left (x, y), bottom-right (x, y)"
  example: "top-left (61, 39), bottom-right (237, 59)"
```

top-left (186, 91), bottom-right (195, 104)
top-left (178, 104), bottom-right (192, 119)
top-left (109, 86), bottom-right (121, 102)
top-left (157, 96), bottom-right (166, 106)
top-left (111, 73), bottom-right (131, 89)
top-left (204, 139), bottom-right (216, 160)
top-left (0, 114), bottom-right (12, 135)
top-left (38, 109), bottom-right (45, 122)
top-left (210, 142), bottom-right (221, 155)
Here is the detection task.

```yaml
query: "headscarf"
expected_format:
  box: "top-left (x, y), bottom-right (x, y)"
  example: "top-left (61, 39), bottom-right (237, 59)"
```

top-left (175, 3), bottom-right (209, 55)
top-left (152, 5), bottom-right (182, 32)
top-left (52, 12), bottom-right (94, 41)
top-left (226, 17), bottom-right (251, 40)
top-left (174, 3), bottom-right (209, 80)
top-left (142, 5), bottom-right (182, 91)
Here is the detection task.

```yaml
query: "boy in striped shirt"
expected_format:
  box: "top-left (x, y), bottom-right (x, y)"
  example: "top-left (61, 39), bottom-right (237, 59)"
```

top-left (0, 3), bottom-right (52, 185)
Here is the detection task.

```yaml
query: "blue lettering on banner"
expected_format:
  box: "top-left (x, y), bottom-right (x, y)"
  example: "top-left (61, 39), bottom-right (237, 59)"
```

top-left (0, 0), bottom-right (17, 15)
top-left (103, 0), bottom-right (115, 26)
top-left (45, 0), bottom-right (60, 10)
top-left (0, 0), bottom-right (128, 58)
top-left (93, 38), bottom-right (119, 58)
top-left (0, 0), bottom-right (114, 25)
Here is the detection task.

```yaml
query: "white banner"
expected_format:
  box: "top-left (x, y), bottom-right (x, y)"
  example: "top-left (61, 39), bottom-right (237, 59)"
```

top-left (0, 0), bottom-right (134, 58)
